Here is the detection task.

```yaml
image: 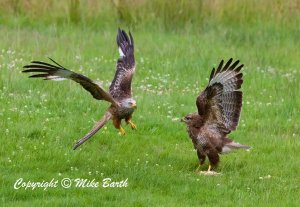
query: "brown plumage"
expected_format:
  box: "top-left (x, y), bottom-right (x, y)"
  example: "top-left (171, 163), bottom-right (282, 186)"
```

top-left (22, 28), bottom-right (137, 150)
top-left (182, 58), bottom-right (249, 173)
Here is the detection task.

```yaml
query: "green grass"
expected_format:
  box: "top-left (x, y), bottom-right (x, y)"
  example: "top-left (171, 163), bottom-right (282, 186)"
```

top-left (1, 5), bottom-right (300, 206)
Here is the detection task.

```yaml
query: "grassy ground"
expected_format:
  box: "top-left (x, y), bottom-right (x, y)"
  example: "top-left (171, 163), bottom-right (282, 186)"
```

top-left (1, 1), bottom-right (300, 206)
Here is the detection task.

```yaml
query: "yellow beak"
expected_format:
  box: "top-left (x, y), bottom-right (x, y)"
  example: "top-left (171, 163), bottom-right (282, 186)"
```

top-left (132, 103), bottom-right (137, 109)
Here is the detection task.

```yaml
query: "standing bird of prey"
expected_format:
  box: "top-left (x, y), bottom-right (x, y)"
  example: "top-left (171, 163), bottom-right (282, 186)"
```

top-left (23, 29), bottom-right (137, 150)
top-left (181, 58), bottom-right (249, 174)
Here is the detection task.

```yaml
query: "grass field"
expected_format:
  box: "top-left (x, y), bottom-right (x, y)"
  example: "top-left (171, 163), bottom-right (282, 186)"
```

top-left (1, 1), bottom-right (300, 206)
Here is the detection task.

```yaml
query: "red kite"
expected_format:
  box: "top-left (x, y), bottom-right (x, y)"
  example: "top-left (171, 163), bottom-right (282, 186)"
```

top-left (23, 29), bottom-right (137, 150)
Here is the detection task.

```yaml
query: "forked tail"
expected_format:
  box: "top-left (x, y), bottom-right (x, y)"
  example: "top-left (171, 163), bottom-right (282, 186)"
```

top-left (73, 111), bottom-right (112, 150)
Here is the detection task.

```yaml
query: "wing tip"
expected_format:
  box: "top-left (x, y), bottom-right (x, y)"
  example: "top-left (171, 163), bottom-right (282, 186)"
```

top-left (48, 57), bottom-right (65, 69)
top-left (215, 59), bottom-right (224, 74)
top-left (209, 68), bottom-right (215, 81)
top-left (116, 28), bottom-right (134, 58)
top-left (117, 28), bottom-right (133, 44)
top-left (212, 58), bottom-right (244, 79)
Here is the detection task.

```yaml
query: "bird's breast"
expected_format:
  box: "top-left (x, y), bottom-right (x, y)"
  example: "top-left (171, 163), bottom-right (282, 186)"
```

top-left (115, 107), bottom-right (134, 119)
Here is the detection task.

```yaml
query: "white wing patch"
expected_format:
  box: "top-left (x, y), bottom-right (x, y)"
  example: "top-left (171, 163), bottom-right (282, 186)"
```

top-left (118, 47), bottom-right (125, 57)
top-left (45, 76), bottom-right (67, 81)
top-left (56, 69), bottom-right (73, 78)
top-left (44, 68), bottom-right (73, 81)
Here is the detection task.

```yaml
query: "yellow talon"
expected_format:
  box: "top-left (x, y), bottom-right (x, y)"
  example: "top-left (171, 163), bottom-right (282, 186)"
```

top-left (128, 120), bottom-right (137, 130)
top-left (119, 127), bottom-right (126, 135)
top-left (197, 164), bottom-right (221, 175)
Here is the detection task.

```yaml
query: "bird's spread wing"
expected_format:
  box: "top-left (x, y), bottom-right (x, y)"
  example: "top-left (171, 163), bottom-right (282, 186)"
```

top-left (73, 111), bottom-right (112, 150)
top-left (23, 58), bottom-right (119, 107)
top-left (196, 58), bottom-right (244, 133)
top-left (109, 28), bottom-right (135, 100)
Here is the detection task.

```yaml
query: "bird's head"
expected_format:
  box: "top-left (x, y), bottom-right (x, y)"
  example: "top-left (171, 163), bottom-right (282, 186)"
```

top-left (121, 98), bottom-right (137, 109)
top-left (181, 113), bottom-right (202, 126)
top-left (181, 114), bottom-right (194, 124)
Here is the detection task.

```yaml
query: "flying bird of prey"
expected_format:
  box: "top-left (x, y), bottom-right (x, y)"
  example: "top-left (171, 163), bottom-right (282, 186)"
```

top-left (181, 58), bottom-right (249, 174)
top-left (23, 29), bottom-right (137, 150)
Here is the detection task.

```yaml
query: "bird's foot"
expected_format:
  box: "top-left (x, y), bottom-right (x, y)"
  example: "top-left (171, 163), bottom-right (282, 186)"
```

top-left (118, 127), bottom-right (126, 136)
top-left (198, 171), bottom-right (221, 176)
top-left (197, 165), bottom-right (221, 176)
top-left (128, 120), bottom-right (137, 130)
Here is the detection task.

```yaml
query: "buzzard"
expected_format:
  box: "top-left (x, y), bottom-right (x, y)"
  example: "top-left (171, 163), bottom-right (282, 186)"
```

top-left (23, 29), bottom-right (137, 150)
top-left (181, 58), bottom-right (249, 174)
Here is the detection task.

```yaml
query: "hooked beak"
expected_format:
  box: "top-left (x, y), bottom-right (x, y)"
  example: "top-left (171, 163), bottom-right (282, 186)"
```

top-left (132, 103), bottom-right (137, 109)
top-left (181, 117), bottom-right (187, 123)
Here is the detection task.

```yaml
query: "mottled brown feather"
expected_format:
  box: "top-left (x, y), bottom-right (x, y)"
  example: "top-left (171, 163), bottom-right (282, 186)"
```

top-left (184, 58), bottom-right (246, 169)
top-left (22, 29), bottom-right (137, 150)
top-left (197, 58), bottom-right (244, 132)
top-left (109, 28), bottom-right (135, 100)
top-left (23, 58), bottom-right (119, 107)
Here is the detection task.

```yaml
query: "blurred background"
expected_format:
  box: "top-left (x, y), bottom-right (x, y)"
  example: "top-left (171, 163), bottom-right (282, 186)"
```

top-left (0, 0), bottom-right (299, 31)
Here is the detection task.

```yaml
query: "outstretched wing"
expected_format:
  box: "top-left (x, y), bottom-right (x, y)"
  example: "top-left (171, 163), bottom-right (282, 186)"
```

top-left (109, 28), bottom-right (135, 100)
top-left (23, 58), bottom-right (119, 107)
top-left (73, 111), bottom-right (112, 150)
top-left (196, 58), bottom-right (244, 133)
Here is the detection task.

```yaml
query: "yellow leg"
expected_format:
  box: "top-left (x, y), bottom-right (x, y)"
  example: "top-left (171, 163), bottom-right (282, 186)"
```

top-left (197, 164), bottom-right (221, 175)
top-left (195, 164), bottom-right (202, 173)
top-left (119, 126), bottom-right (126, 135)
top-left (128, 120), bottom-right (137, 130)
top-left (207, 165), bottom-right (212, 172)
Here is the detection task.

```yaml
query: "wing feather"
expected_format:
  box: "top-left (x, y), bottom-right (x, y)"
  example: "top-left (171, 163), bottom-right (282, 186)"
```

top-left (196, 59), bottom-right (244, 133)
top-left (215, 59), bottom-right (224, 74)
top-left (23, 58), bottom-right (119, 107)
top-left (109, 29), bottom-right (135, 100)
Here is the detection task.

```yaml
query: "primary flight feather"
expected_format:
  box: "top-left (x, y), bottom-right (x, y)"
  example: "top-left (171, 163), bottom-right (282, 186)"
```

top-left (181, 58), bottom-right (249, 173)
top-left (23, 28), bottom-right (137, 150)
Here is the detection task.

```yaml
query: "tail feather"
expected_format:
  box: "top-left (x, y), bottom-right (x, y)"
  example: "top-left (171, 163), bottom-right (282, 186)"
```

top-left (222, 137), bottom-right (250, 153)
top-left (225, 141), bottom-right (250, 149)
top-left (73, 111), bottom-right (112, 150)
